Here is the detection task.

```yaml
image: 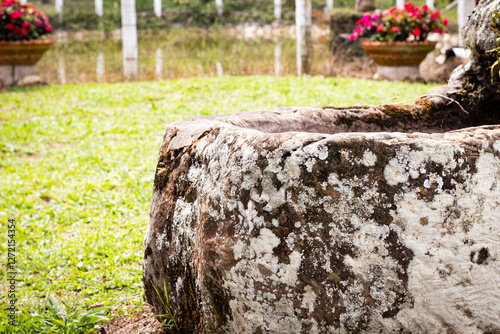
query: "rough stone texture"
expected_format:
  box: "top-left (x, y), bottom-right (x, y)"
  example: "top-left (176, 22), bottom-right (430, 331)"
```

top-left (17, 75), bottom-right (46, 87)
top-left (377, 65), bottom-right (420, 81)
top-left (143, 106), bottom-right (500, 333)
top-left (0, 64), bottom-right (37, 87)
top-left (143, 2), bottom-right (500, 332)
top-left (447, 0), bottom-right (500, 116)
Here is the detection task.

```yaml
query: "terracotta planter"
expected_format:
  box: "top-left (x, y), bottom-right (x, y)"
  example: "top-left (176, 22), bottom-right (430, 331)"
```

top-left (0, 39), bottom-right (54, 66)
top-left (361, 40), bottom-right (437, 66)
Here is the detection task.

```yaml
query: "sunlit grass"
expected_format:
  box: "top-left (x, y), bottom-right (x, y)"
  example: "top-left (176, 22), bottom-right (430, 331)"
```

top-left (0, 76), bottom-right (438, 333)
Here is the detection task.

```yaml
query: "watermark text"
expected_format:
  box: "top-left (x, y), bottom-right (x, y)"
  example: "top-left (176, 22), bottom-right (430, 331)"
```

top-left (6, 218), bottom-right (18, 328)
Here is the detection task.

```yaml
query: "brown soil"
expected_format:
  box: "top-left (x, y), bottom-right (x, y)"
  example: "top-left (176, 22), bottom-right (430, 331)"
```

top-left (100, 304), bottom-right (165, 334)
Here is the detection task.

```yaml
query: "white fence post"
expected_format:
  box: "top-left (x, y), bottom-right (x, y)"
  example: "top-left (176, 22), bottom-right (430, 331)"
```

top-left (274, 0), bottom-right (282, 21)
top-left (426, 0), bottom-right (435, 10)
top-left (55, 0), bottom-right (63, 13)
top-left (97, 53), bottom-right (105, 82)
top-left (274, 42), bottom-right (281, 76)
top-left (326, 0), bottom-right (333, 12)
top-left (58, 58), bottom-right (66, 85)
top-left (457, 0), bottom-right (475, 45)
top-left (396, 0), bottom-right (404, 9)
top-left (55, 0), bottom-right (63, 23)
top-left (121, 0), bottom-right (138, 81)
top-left (19, 0), bottom-right (26, 4)
top-left (216, 61), bottom-right (223, 76)
top-left (215, 0), bottom-right (223, 16)
top-left (154, 0), bottom-right (162, 17)
top-left (155, 48), bottom-right (163, 79)
top-left (295, 0), bottom-right (312, 76)
top-left (95, 0), bottom-right (103, 17)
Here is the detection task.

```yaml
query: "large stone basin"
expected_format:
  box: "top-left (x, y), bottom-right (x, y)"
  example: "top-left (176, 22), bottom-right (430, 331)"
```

top-left (143, 1), bottom-right (500, 331)
top-left (143, 105), bottom-right (500, 333)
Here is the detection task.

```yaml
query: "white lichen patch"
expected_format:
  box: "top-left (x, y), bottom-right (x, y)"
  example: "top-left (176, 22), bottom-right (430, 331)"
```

top-left (362, 150), bottom-right (377, 167)
top-left (301, 285), bottom-right (317, 314)
top-left (224, 227), bottom-right (304, 333)
top-left (155, 230), bottom-right (168, 251)
top-left (494, 140), bottom-right (500, 152)
top-left (384, 158), bottom-right (408, 186)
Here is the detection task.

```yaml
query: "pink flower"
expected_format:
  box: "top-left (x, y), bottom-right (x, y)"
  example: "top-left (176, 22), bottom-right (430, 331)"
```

top-left (363, 20), bottom-right (374, 27)
top-left (430, 12), bottom-right (438, 20)
top-left (10, 10), bottom-right (22, 19)
top-left (36, 20), bottom-right (42, 26)
top-left (349, 34), bottom-right (355, 41)
top-left (3, 0), bottom-right (13, 6)
top-left (422, 4), bottom-right (429, 10)
top-left (371, 14), bottom-right (380, 20)
top-left (391, 26), bottom-right (399, 32)
top-left (356, 14), bottom-right (371, 25)
top-left (45, 25), bottom-right (52, 32)
top-left (433, 28), bottom-right (441, 33)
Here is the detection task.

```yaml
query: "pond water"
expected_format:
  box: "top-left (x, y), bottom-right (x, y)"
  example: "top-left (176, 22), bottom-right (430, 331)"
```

top-left (37, 28), bottom-right (374, 84)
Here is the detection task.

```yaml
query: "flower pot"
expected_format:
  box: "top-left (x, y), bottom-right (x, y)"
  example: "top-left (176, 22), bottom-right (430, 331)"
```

top-left (361, 40), bottom-right (437, 80)
top-left (0, 39), bottom-right (54, 65)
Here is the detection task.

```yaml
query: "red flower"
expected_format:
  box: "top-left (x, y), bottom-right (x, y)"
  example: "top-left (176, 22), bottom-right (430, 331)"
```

top-left (422, 4), bottom-right (429, 10)
top-left (443, 18), bottom-right (448, 26)
top-left (377, 24), bottom-right (384, 32)
top-left (430, 12), bottom-right (439, 20)
top-left (1, 0), bottom-right (51, 41)
top-left (10, 10), bottom-right (22, 19)
top-left (391, 26), bottom-right (399, 33)
top-left (412, 27), bottom-right (421, 36)
top-left (404, 1), bottom-right (414, 11)
top-left (433, 28), bottom-right (441, 33)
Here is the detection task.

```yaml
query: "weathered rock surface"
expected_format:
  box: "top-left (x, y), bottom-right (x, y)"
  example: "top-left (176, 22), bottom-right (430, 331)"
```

top-left (448, 0), bottom-right (500, 116)
top-left (17, 75), bottom-right (47, 87)
top-left (143, 105), bottom-right (500, 333)
top-left (143, 1), bottom-right (500, 332)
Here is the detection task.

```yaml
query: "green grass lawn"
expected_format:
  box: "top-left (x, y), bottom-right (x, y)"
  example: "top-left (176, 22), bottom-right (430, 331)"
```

top-left (0, 76), bottom-right (438, 333)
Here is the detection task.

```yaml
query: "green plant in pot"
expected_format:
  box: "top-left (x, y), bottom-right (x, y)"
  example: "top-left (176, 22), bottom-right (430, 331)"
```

top-left (0, 0), bottom-right (53, 86)
top-left (350, 2), bottom-right (448, 81)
